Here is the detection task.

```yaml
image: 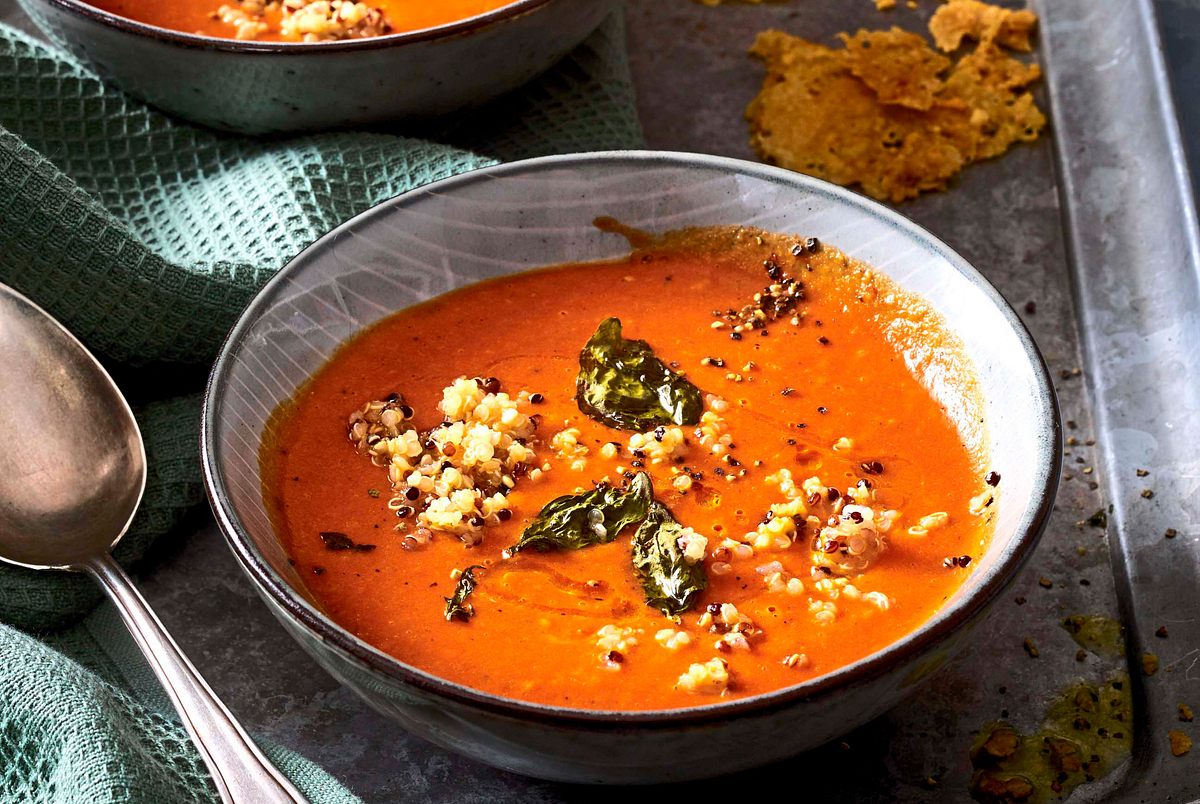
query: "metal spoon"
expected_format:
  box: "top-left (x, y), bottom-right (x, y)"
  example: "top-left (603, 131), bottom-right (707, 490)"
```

top-left (0, 284), bottom-right (306, 804)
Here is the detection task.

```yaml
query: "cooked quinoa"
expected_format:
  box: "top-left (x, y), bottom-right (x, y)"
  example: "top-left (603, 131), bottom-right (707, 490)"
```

top-left (349, 377), bottom-right (540, 546)
top-left (215, 2), bottom-right (269, 38)
top-left (655, 628), bottom-right (692, 650)
top-left (280, 0), bottom-right (388, 40)
top-left (596, 624), bottom-right (640, 669)
top-left (676, 527), bottom-right (709, 563)
top-left (811, 504), bottom-right (893, 576)
top-left (550, 427), bottom-right (590, 471)
top-left (215, 0), bottom-right (389, 42)
top-left (782, 652), bottom-right (811, 669)
top-left (969, 488), bottom-right (996, 515)
top-left (908, 510), bottom-right (950, 537)
top-left (676, 658), bottom-right (731, 695)
top-left (694, 602), bottom-right (763, 654)
top-left (628, 425), bottom-right (688, 464)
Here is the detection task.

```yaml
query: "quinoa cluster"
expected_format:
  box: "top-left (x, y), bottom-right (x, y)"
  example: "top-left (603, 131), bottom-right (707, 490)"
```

top-left (214, 1), bottom-right (269, 38)
top-left (348, 377), bottom-right (541, 547)
top-left (215, 0), bottom-right (389, 41)
top-left (693, 466), bottom-right (904, 631)
top-left (596, 624), bottom-right (640, 670)
top-left (758, 468), bottom-right (899, 577)
top-left (676, 658), bottom-right (730, 695)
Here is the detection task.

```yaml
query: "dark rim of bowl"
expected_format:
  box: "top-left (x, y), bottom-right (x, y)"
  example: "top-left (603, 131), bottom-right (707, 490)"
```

top-left (35, 0), bottom-right (553, 52)
top-left (202, 150), bottom-right (1062, 728)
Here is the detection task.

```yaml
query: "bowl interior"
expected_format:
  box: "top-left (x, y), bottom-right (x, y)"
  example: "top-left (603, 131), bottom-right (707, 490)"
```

top-left (204, 151), bottom-right (1058, 717)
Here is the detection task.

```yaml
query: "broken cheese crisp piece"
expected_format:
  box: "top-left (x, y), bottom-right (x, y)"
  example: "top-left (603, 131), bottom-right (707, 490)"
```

top-left (746, 28), bottom-right (1045, 203)
top-left (748, 31), bottom-right (972, 202)
top-left (929, 0), bottom-right (1038, 52)
top-left (940, 43), bottom-right (1046, 160)
top-left (840, 27), bottom-right (952, 110)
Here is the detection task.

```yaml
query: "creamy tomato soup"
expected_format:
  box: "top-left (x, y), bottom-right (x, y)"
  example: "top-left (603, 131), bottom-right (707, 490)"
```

top-left (87, 0), bottom-right (516, 41)
top-left (263, 225), bottom-right (999, 710)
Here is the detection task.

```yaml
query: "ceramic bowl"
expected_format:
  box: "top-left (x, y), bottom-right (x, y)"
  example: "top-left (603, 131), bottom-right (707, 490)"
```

top-left (18, 0), bottom-right (616, 134)
top-left (201, 151), bottom-right (1061, 784)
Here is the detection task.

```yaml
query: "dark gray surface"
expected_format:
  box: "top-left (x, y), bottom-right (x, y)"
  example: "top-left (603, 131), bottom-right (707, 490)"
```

top-left (1, 0), bottom-right (1197, 801)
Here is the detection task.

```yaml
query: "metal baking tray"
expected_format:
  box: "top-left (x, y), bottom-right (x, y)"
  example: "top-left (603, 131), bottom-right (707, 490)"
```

top-left (622, 1), bottom-right (1200, 801)
top-left (4, 0), bottom-right (1194, 800)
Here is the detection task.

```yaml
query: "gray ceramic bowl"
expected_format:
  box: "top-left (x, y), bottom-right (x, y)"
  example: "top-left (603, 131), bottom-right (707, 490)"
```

top-left (201, 151), bottom-right (1061, 784)
top-left (18, 0), bottom-right (616, 134)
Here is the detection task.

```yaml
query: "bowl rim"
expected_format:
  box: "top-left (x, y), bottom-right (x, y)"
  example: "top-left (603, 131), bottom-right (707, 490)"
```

top-left (201, 150), bottom-right (1062, 727)
top-left (32, 0), bottom-right (555, 52)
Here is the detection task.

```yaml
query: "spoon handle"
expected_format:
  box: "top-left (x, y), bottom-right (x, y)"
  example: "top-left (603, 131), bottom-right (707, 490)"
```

top-left (85, 554), bottom-right (308, 803)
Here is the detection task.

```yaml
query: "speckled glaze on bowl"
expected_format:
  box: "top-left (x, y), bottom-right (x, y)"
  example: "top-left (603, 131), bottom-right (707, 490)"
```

top-left (201, 152), bottom-right (1061, 784)
top-left (18, 0), bottom-right (616, 134)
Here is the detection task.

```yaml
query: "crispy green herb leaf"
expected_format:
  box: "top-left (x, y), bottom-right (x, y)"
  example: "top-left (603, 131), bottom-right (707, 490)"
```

top-left (576, 318), bottom-right (703, 431)
top-left (506, 472), bottom-right (653, 557)
top-left (444, 565), bottom-right (485, 622)
top-left (632, 502), bottom-right (708, 617)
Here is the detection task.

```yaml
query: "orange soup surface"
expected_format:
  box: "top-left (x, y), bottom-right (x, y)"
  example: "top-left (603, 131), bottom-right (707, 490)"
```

top-left (86, 0), bottom-right (516, 41)
top-left (264, 226), bottom-right (997, 711)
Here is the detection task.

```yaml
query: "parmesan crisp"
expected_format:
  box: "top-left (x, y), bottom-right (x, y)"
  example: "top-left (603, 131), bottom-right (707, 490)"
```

top-left (940, 42), bottom-right (1045, 160)
top-left (840, 28), bottom-right (951, 110)
top-left (746, 2), bottom-right (1044, 203)
top-left (929, 0), bottom-right (1038, 52)
top-left (747, 33), bottom-right (969, 202)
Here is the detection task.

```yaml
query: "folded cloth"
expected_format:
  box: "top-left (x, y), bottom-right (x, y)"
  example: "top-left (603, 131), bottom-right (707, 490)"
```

top-left (0, 15), bottom-right (642, 801)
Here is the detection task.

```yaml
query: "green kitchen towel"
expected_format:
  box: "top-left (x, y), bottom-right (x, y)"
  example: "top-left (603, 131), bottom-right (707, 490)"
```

top-left (0, 14), bottom-right (643, 802)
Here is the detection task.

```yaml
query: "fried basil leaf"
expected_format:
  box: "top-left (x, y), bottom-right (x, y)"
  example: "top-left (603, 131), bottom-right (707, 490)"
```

top-left (506, 472), bottom-right (653, 556)
top-left (444, 565), bottom-right (485, 622)
top-left (632, 502), bottom-right (708, 617)
top-left (575, 317), bottom-right (703, 431)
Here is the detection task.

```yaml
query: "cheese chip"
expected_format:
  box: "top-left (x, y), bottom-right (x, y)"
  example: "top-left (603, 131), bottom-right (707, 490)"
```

top-left (747, 32), bottom-right (972, 202)
top-left (929, 0), bottom-right (1038, 52)
top-left (840, 28), bottom-right (952, 110)
top-left (746, 23), bottom-right (1044, 203)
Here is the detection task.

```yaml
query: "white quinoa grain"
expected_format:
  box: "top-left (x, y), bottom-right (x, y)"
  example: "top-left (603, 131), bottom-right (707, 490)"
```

top-left (782, 653), bottom-right (811, 669)
top-left (969, 489), bottom-right (995, 515)
top-left (596, 624), bottom-right (639, 654)
top-left (654, 629), bottom-right (692, 651)
top-left (864, 591), bottom-right (891, 610)
top-left (919, 511), bottom-right (950, 530)
top-left (675, 658), bottom-right (730, 694)
top-left (706, 394), bottom-right (731, 414)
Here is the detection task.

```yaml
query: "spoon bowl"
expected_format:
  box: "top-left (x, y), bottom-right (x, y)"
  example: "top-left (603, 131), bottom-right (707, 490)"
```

top-left (0, 286), bottom-right (145, 569)
top-left (0, 282), bottom-right (306, 803)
